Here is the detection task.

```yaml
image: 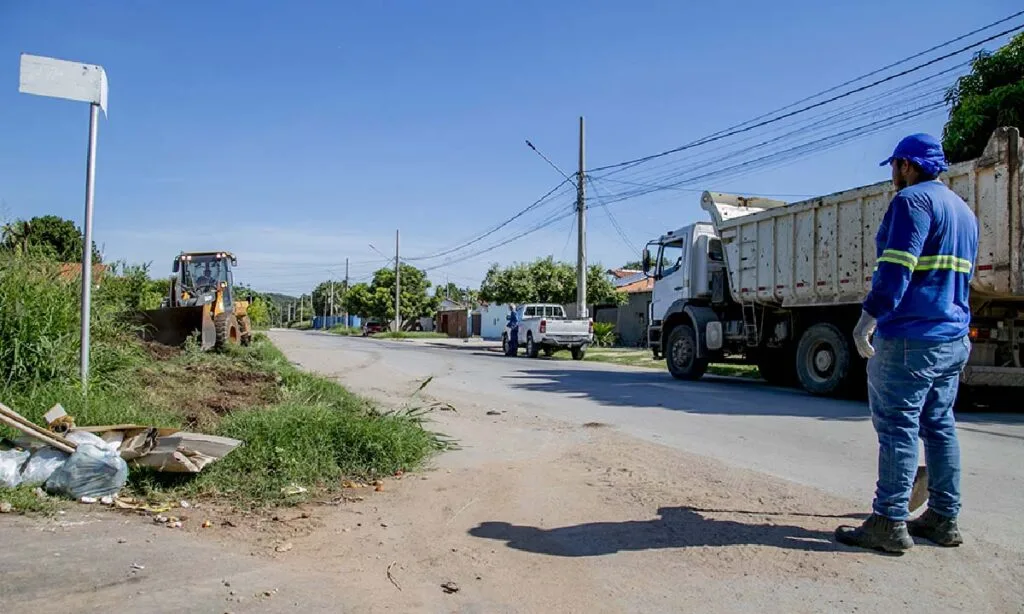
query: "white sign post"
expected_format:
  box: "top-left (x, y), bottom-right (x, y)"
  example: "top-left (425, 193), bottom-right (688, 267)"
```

top-left (19, 53), bottom-right (109, 391)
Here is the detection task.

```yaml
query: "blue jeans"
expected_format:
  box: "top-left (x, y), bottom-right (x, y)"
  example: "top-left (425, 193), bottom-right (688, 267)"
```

top-left (868, 335), bottom-right (970, 521)
top-left (508, 327), bottom-right (519, 356)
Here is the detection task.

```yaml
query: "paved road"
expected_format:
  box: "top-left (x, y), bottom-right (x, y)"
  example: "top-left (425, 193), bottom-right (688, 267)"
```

top-left (288, 331), bottom-right (1024, 555)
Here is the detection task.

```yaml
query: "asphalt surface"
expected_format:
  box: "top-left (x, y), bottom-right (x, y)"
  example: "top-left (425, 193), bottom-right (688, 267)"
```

top-left (296, 331), bottom-right (1024, 556)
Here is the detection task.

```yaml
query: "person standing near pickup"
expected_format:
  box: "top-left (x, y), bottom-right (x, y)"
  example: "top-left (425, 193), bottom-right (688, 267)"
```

top-left (506, 304), bottom-right (520, 357)
top-left (836, 133), bottom-right (978, 553)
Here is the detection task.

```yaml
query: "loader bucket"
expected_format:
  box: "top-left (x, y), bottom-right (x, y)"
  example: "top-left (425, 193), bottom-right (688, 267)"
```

top-left (137, 303), bottom-right (217, 351)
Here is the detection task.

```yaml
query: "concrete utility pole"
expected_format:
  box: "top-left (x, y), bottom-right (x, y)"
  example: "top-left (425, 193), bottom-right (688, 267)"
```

top-left (330, 279), bottom-right (335, 322)
top-left (343, 257), bottom-right (350, 327)
top-left (394, 230), bottom-right (401, 332)
top-left (576, 115), bottom-right (587, 319)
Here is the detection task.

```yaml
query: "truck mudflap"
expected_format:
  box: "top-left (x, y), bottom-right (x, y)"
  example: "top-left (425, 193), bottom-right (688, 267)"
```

top-left (961, 366), bottom-right (1024, 387)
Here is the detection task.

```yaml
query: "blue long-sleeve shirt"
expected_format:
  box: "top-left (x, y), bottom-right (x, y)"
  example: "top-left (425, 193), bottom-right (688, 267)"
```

top-left (507, 310), bottom-right (519, 330)
top-left (862, 180), bottom-right (978, 341)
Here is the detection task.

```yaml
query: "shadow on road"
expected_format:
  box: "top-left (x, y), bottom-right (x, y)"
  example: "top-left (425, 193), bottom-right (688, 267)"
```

top-left (503, 366), bottom-right (1024, 425)
top-left (504, 367), bottom-right (869, 421)
top-left (469, 507), bottom-right (842, 557)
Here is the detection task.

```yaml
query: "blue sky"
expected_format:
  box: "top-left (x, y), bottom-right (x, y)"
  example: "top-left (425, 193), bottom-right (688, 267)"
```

top-left (1, 1), bottom-right (1020, 295)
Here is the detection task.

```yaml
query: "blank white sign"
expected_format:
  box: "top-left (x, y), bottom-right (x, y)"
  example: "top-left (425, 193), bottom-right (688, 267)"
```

top-left (19, 53), bottom-right (108, 114)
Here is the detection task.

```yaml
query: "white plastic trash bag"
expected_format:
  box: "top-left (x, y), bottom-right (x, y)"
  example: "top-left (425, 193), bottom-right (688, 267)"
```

top-left (45, 444), bottom-right (128, 499)
top-left (0, 448), bottom-right (31, 488)
top-left (20, 447), bottom-right (70, 485)
top-left (67, 430), bottom-right (120, 453)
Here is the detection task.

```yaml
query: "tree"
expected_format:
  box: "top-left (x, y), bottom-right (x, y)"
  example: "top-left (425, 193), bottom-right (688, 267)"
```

top-left (311, 279), bottom-right (345, 316)
top-left (1, 215), bottom-right (101, 263)
top-left (434, 282), bottom-right (479, 307)
top-left (478, 257), bottom-right (624, 306)
top-left (943, 32), bottom-right (1024, 163)
top-left (622, 260), bottom-right (643, 271)
top-left (340, 263), bottom-right (437, 323)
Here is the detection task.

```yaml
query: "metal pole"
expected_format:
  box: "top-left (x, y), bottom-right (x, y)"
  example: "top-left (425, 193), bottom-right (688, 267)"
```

top-left (576, 115), bottom-right (587, 319)
top-left (394, 229), bottom-right (401, 332)
top-left (80, 102), bottom-right (99, 391)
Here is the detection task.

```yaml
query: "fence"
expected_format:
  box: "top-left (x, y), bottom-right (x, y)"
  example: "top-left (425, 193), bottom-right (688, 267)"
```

top-left (312, 315), bottom-right (362, 330)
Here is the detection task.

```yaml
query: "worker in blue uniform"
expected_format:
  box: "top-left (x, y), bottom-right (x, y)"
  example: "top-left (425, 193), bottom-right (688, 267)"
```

top-left (836, 133), bottom-right (978, 553)
top-left (506, 304), bottom-right (520, 356)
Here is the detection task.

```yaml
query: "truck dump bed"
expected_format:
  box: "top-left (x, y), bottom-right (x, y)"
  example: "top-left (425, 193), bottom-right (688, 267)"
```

top-left (702, 127), bottom-right (1023, 308)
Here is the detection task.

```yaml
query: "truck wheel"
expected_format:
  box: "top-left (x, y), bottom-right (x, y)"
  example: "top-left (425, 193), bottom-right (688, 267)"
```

top-left (795, 323), bottom-right (852, 396)
top-left (666, 324), bottom-right (708, 380)
top-left (756, 348), bottom-right (797, 387)
top-left (526, 334), bottom-right (540, 358)
top-left (543, 347), bottom-right (555, 357)
top-left (571, 347), bottom-right (586, 361)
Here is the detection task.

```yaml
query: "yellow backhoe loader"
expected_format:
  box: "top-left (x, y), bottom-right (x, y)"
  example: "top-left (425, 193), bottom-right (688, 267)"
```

top-left (138, 251), bottom-right (253, 351)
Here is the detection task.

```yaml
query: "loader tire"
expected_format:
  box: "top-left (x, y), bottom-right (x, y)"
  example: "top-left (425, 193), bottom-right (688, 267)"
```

top-left (214, 313), bottom-right (241, 350)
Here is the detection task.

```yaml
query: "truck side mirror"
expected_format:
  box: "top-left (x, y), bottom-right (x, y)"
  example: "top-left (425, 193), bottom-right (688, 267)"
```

top-left (642, 249), bottom-right (653, 275)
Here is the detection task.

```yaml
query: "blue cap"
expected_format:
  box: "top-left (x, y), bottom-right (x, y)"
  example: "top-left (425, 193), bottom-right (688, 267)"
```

top-left (880, 133), bottom-right (948, 176)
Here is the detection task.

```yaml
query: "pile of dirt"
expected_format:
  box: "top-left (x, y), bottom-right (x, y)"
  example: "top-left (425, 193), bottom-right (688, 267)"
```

top-left (139, 360), bottom-right (282, 430)
top-left (141, 340), bottom-right (183, 361)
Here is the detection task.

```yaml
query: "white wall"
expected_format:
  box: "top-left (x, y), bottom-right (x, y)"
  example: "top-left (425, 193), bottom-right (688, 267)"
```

top-left (477, 303), bottom-right (510, 340)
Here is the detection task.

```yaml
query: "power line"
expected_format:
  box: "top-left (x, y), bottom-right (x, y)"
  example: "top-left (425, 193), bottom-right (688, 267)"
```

top-left (589, 103), bottom-right (945, 209)
top-left (402, 180), bottom-right (574, 261)
top-left (586, 20), bottom-right (1023, 174)
top-left (594, 62), bottom-right (966, 189)
top-left (587, 176), bottom-right (641, 256)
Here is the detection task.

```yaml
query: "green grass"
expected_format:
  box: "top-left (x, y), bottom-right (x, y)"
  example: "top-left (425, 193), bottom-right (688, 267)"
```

top-left (372, 331), bottom-right (447, 339)
top-left (551, 347), bottom-right (761, 379)
top-left (0, 254), bottom-right (447, 510)
top-left (329, 325), bottom-right (362, 336)
top-left (0, 484), bottom-right (63, 515)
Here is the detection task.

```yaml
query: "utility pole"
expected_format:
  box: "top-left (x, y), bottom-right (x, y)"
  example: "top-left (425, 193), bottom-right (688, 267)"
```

top-left (343, 257), bottom-right (350, 327)
top-left (394, 230), bottom-right (401, 332)
top-left (330, 280), bottom-right (335, 323)
top-left (576, 115), bottom-right (587, 319)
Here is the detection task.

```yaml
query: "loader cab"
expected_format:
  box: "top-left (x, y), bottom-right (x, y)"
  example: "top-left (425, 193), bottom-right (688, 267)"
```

top-left (172, 252), bottom-right (238, 309)
top-left (643, 223), bottom-right (722, 324)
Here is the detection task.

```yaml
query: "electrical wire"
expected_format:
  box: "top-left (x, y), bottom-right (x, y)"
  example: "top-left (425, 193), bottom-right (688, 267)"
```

top-left (586, 20), bottom-right (1023, 174)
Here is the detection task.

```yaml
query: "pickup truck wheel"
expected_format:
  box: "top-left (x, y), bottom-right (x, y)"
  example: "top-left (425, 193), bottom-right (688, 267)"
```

top-left (571, 347), bottom-right (586, 361)
top-left (502, 334), bottom-right (511, 356)
top-left (543, 348), bottom-right (554, 357)
top-left (666, 324), bottom-right (708, 380)
top-left (526, 335), bottom-right (540, 358)
top-left (795, 323), bottom-right (852, 396)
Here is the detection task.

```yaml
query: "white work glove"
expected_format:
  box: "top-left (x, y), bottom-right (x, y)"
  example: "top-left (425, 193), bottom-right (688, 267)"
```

top-left (853, 311), bottom-right (877, 359)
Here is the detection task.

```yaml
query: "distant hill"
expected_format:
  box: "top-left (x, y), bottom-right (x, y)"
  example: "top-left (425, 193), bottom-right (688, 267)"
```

top-left (262, 292), bottom-right (298, 309)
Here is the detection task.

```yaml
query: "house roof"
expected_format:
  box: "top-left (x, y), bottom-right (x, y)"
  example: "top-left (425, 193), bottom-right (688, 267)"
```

top-left (616, 277), bottom-right (654, 294)
top-left (607, 268), bottom-right (641, 279)
top-left (57, 262), bottom-right (107, 281)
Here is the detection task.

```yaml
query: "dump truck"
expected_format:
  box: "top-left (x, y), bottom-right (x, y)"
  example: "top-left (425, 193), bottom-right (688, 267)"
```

top-left (644, 126), bottom-right (1024, 397)
top-left (138, 251), bottom-right (253, 351)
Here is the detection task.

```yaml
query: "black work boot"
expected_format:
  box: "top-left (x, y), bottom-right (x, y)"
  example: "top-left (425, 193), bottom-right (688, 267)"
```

top-left (908, 509), bottom-right (963, 547)
top-left (835, 513), bottom-right (913, 553)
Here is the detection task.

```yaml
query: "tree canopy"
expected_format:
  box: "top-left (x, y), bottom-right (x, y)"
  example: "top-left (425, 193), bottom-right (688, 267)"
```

top-left (478, 257), bottom-right (624, 306)
top-left (343, 263), bottom-right (438, 322)
top-left (1, 215), bottom-right (102, 263)
top-left (943, 32), bottom-right (1024, 163)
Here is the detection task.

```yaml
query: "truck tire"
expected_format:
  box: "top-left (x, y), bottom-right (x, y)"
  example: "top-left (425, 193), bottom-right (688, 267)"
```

top-left (666, 323), bottom-right (708, 381)
top-left (755, 347), bottom-right (798, 387)
top-left (795, 323), bottom-right (853, 396)
top-left (214, 313), bottom-right (240, 351)
top-left (526, 334), bottom-right (540, 358)
top-left (543, 347), bottom-right (555, 357)
top-left (571, 347), bottom-right (586, 361)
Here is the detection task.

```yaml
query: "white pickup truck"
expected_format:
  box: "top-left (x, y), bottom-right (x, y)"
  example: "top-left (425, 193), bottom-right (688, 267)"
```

top-left (502, 303), bottom-right (593, 360)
